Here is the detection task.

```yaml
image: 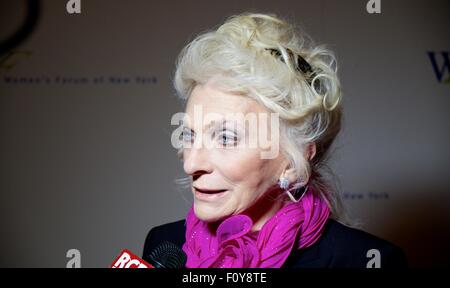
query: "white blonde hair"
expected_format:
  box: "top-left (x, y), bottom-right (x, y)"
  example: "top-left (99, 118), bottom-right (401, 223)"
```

top-left (173, 12), bottom-right (350, 224)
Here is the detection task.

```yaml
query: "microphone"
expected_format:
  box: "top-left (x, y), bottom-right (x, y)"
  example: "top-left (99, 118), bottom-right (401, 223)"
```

top-left (145, 241), bottom-right (187, 268)
top-left (111, 241), bottom-right (186, 268)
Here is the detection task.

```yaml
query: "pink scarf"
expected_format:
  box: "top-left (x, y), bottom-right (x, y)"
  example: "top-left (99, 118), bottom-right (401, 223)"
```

top-left (182, 186), bottom-right (330, 268)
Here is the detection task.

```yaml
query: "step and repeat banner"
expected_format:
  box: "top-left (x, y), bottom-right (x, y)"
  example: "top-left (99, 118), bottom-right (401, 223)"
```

top-left (0, 0), bottom-right (449, 267)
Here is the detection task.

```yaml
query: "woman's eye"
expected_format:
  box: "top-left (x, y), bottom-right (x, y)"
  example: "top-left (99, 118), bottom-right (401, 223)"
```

top-left (181, 129), bottom-right (194, 143)
top-left (218, 131), bottom-right (238, 146)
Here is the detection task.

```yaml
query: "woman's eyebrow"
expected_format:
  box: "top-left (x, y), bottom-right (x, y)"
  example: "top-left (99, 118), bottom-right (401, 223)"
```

top-left (210, 120), bottom-right (241, 132)
top-left (183, 119), bottom-right (241, 132)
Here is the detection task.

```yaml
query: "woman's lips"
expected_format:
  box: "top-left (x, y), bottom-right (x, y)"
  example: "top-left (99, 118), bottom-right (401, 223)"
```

top-left (193, 187), bottom-right (227, 194)
top-left (193, 187), bottom-right (228, 200)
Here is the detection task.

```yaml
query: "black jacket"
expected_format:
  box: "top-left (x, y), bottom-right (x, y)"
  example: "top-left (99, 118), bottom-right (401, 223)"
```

top-left (143, 218), bottom-right (408, 268)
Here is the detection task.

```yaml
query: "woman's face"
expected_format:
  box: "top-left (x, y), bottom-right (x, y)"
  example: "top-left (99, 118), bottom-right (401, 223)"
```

top-left (182, 81), bottom-right (288, 223)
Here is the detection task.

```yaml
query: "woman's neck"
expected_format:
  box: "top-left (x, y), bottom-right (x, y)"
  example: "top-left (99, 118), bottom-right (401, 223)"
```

top-left (243, 186), bottom-right (290, 232)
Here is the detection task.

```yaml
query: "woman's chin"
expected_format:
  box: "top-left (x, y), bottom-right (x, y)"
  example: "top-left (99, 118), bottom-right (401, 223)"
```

top-left (193, 203), bottom-right (230, 223)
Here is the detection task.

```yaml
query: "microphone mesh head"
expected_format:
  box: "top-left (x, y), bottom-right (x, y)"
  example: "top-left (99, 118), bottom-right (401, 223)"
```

top-left (148, 241), bottom-right (187, 268)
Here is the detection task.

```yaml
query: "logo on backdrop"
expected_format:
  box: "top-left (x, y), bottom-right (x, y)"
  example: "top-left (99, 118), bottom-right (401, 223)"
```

top-left (0, 50), bottom-right (32, 75)
top-left (427, 51), bottom-right (450, 84)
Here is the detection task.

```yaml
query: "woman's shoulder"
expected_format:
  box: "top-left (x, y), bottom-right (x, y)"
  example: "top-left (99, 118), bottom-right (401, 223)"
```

top-left (285, 219), bottom-right (408, 268)
top-left (142, 218), bottom-right (408, 268)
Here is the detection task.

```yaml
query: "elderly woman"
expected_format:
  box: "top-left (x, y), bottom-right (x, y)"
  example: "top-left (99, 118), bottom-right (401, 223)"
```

top-left (143, 12), bottom-right (407, 268)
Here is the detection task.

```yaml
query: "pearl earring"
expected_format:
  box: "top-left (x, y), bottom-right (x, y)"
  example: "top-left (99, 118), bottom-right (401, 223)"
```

top-left (278, 176), bottom-right (290, 190)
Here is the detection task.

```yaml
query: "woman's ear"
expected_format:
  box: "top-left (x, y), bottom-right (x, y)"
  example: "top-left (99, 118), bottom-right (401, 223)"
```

top-left (282, 167), bottom-right (298, 183)
top-left (305, 142), bottom-right (316, 161)
top-left (280, 142), bottom-right (315, 184)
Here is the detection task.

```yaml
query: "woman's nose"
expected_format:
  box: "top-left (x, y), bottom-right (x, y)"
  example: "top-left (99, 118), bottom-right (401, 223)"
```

top-left (183, 146), bottom-right (213, 176)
